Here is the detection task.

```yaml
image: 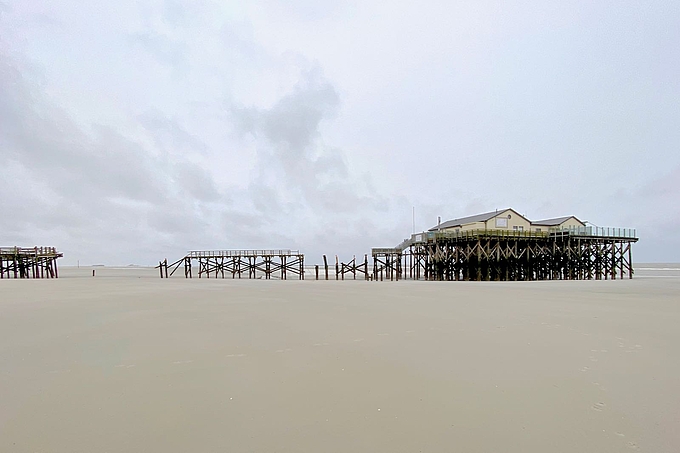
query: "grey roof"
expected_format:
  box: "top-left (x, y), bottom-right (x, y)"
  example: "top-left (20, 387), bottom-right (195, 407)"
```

top-left (532, 216), bottom-right (582, 226)
top-left (429, 209), bottom-right (515, 231)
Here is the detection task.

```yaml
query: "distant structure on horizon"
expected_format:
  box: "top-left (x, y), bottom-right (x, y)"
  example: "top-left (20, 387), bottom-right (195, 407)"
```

top-left (371, 207), bottom-right (638, 282)
top-left (153, 208), bottom-right (639, 284)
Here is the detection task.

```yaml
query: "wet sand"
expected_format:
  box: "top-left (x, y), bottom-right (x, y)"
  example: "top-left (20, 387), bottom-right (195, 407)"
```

top-left (1, 267), bottom-right (679, 452)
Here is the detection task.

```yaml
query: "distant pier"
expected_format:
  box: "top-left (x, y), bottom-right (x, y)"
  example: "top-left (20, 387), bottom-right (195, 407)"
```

top-left (158, 250), bottom-right (305, 280)
top-left (0, 247), bottom-right (63, 279)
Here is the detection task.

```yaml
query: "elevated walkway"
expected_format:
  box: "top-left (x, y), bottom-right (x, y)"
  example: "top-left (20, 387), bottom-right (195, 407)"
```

top-left (158, 249), bottom-right (304, 280)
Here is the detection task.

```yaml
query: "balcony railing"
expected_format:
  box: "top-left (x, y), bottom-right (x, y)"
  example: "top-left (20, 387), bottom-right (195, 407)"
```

top-left (400, 225), bottom-right (638, 246)
top-left (549, 226), bottom-right (637, 238)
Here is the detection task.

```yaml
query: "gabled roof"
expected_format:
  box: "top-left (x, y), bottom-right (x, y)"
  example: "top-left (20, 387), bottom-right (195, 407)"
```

top-left (429, 208), bottom-right (527, 231)
top-left (532, 216), bottom-right (583, 226)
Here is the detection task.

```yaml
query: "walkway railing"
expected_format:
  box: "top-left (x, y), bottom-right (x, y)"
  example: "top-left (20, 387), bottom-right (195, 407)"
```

top-left (187, 249), bottom-right (301, 258)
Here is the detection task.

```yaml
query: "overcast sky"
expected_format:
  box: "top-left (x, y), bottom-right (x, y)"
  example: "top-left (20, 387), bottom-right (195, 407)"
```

top-left (1, 1), bottom-right (678, 265)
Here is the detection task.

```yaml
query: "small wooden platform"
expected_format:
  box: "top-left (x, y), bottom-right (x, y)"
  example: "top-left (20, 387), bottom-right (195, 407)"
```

top-left (0, 247), bottom-right (63, 279)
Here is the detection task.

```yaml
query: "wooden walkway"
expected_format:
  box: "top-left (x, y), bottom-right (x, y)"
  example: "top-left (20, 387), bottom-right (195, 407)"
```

top-left (157, 250), bottom-right (305, 280)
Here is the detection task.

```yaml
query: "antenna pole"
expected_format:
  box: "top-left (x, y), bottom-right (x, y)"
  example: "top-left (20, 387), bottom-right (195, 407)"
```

top-left (412, 207), bottom-right (415, 234)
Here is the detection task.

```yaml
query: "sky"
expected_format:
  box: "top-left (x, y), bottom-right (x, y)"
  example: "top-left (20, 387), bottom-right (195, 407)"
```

top-left (1, 0), bottom-right (678, 265)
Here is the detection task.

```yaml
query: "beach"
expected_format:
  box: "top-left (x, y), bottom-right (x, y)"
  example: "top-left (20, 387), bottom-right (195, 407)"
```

top-left (1, 266), bottom-right (679, 452)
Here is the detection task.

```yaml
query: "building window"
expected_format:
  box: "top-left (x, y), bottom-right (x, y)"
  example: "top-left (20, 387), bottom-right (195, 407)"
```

top-left (535, 228), bottom-right (541, 232)
top-left (495, 218), bottom-right (508, 228)
top-left (513, 226), bottom-right (524, 232)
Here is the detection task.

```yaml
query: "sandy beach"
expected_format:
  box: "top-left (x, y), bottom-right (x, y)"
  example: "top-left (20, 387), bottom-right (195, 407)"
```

top-left (1, 266), bottom-right (679, 452)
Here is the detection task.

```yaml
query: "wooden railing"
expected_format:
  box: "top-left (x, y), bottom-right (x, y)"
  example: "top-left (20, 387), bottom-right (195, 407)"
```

top-left (0, 246), bottom-right (62, 257)
top-left (187, 249), bottom-right (301, 258)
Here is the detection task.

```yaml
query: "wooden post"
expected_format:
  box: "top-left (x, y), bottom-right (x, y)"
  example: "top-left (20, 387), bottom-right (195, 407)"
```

top-left (527, 241), bottom-right (532, 281)
top-left (315, 265), bottom-right (319, 280)
top-left (335, 256), bottom-right (339, 280)
top-left (396, 253), bottom-right (401, 281)
top-left (628, 244), bottom-right (633, 279)
top-left (323, 255), bottom-right (329, 280)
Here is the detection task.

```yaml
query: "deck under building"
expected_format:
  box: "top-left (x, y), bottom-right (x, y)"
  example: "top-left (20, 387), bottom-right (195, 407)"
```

top-left (372, 226), bottom-right (638, 281)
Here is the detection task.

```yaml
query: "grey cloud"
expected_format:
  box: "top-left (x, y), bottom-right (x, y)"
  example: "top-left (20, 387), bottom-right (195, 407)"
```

top-left (231, 72), bottom-right (339, 150)
top-left (313, 151), bottom-right (348, 179)
top-left (129, 31), bottom-right (186, 67)
top-left (261, 0), bottom-right (349, 22)
top-left (139, 0), bottom-right (211, 29)
top-left (639, 164), bottom-right (680, 200)
top-left (0, 51), bottom-right (250, 264)
top-left (3, 46), bottom-right (386, 264)
top-left (172, 161), bottom-right (222, 202)
top-left (139, 109), bottom-right (208, 155)
top-left (229, 68), bottom-right (385, 215)
top-left (1, 58), bottom-right (158, 204)
top-left (162, 0), bottom-right (188, 27)
top-left (219, 20), bottom-right (266, 64)
top-left (249, 183), bottom-right (286, 215)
